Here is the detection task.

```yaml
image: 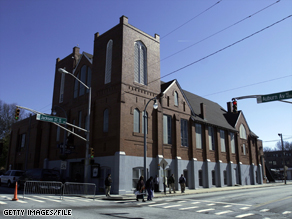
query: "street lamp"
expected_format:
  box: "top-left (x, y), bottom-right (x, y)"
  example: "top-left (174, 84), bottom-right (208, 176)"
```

top-left (143, 97), bottom-right (158, 179)
top-left (278, 133), bottom-right (286, 185)
top-left (58, 68), bottom-right (91, 183)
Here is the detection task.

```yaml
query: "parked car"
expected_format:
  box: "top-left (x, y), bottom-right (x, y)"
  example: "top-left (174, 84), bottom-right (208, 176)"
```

top-left (18, 169), bottom-right (61, 189)
top-left (0, 170), bottom-right (24, 187)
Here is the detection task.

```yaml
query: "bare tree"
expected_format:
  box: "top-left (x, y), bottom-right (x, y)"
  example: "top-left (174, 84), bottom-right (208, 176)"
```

top-left (275, 140), bottom-right (292, 151)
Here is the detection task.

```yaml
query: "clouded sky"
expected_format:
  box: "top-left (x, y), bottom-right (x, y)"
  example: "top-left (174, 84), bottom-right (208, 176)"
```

top-left (0, 0), bottom-right (291, 149)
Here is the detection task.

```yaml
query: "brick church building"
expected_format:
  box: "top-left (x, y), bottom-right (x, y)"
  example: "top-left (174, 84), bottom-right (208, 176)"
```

top-left (8, 16), bottom-right (265, 194)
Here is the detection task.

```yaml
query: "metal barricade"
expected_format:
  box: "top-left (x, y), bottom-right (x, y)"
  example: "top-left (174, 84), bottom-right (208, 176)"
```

top-left (23, 181), bottom-right (63, 199)
top-left (63, 182), bottom-right (96, 200)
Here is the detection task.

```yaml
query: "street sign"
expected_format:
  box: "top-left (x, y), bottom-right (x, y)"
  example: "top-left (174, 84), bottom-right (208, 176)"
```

top-left (159, 159), bottom-right (168, 169)
top-left (36, 114), bottom-right (67, 124)
top-left (257, 90), bottom-right (292, 103)
top-left (60, 161), bottom-right (67, 170)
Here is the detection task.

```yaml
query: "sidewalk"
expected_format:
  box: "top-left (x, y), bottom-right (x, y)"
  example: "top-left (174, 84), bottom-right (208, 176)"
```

top-left (97, 181), bottom-right (291, 201)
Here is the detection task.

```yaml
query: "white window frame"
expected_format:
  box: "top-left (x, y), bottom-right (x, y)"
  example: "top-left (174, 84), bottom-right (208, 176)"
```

top-left (220, 130), bottom-right (226, 152)
top-left (163, 115), bottom-right (172, 144)
top-left (240, 124), bottom-right (247, 139)
top-left (174, 91), bottom-right (178, 106)
top-left (134, 41), bottom-right (147, 85)
top-left (195, 123), bottom-right (202, 149)
top-left (230, 132), bottom-right (236, 154)
top-left (208, 126), bottom-right (215, 150)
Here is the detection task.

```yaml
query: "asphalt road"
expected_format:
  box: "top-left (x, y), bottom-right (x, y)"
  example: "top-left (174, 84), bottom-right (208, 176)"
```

top-left (0, 184), bottom-right (291, 219)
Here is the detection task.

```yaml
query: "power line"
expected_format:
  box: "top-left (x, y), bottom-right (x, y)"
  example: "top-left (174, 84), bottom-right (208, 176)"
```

top-left (160, 0), bottom-right (281, 62)
top-left (161, 0), bottom-right (223, 39)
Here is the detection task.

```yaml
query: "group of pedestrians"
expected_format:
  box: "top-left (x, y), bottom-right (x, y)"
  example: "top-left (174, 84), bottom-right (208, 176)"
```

top-left (105, 173), bottom-right (187, 199)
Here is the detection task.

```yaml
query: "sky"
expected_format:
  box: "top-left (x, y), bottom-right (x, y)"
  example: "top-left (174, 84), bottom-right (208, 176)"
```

top-left (0, 0), bottom-right (291, 149)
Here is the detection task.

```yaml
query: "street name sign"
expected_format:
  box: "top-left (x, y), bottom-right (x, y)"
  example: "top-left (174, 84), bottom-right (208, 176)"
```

top-left (257, 90), bottom-right (292, 103)
top-left (36, 114), bottom-right (67, 124)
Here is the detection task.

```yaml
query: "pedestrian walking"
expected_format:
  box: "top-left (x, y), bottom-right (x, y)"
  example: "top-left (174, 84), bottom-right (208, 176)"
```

top-left (168, 174), bottom-right (176, 193)
top-left (145, 176), bottom-right (154, 201)
top-left (163, 175), bottom-right (167, 195)
top-left (105, 174), bottom-right (112, 197)
top-left (136, 176), bottom-right (146, 202)
top-left (179, 174), bottom-right (186, 193)
top-left (153, 175), bottom-right (159, 192)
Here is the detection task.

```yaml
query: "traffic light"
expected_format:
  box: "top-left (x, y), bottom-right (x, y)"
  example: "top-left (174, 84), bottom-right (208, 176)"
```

top-left (15, 108), bottom-right (20, 120)
top-left (90, 148), bottom-right (94, 158)
top-left (232, 98), bottom-right (237, 113)
top-left (67, 134), bottom-right (74, 146)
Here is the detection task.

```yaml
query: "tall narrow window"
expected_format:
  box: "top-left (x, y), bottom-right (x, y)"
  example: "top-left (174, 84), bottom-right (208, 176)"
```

top-left (195, 123), bottom-right (202, 149)
top-left (181, 119), bottom-right (188, 147)
top-left (174, 91), bottom-right (178, 106)
top-left (59, 72), bottom-right (65, 103)
top-left (220, 130), bottom-right (226, 152)
top-left (240, 124), bottom-right (247, 139)
top-left (163, 115), bottom-right (172, 144)
top-left (230, 132), bottom-right (236, 154)
top-left (20, 134), bottom-right (26, 148)
top-left (242, 144), bottom-right (246, 155)
top-left (105, 40), bottom-right (113, 84)
top-left (78, 111), bottom-right (82, 132)
top-left (56, 126), bottom-right (60, 141)
top-left (134, 41), bottom-right (147, 85)
top-left (74, 73), bottom-right (79, 98)
top-left (208, 126), bottom-right (215, 150)
top-left (87, 68), bottom-right (92, 93)
top-left (103, 109), bottom-right (109, 132)
top-left (133, 108), bottom-right (140, 133)
top-left (79, 65), bottom-right (87, 96)
top-left (142, 111), bottom-right (148, 134)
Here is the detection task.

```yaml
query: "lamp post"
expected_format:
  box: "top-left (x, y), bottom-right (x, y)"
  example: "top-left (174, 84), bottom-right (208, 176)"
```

top-left (52, 105), bottom-right (67, 182)
top-left (58, 68), bottom-right (91, 183)
top-left (278, 133), bottom-right (286, 185)
top-left (143, 97), bottom-right (158, 179)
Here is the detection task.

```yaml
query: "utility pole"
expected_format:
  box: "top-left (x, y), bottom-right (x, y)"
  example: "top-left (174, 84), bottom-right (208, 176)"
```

top-left (278, 133), bottom-right (286, 185)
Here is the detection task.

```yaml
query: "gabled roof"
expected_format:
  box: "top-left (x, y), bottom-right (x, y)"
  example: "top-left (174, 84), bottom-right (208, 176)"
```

top-left (161, 80), bottom-right (237, 132)
top-left (73, 52), bottom-right (93, 74)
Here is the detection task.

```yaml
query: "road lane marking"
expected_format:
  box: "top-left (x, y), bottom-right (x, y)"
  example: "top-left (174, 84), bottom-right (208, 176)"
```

top-left (16, 200), bottom-right (27, 203)
top-left (191, 199), bottom-right (251, 206)
top-left (235, 213), bottom-right (255, 218)
top-left (207, 203), bottom-right (215, 206)
top-left (255, 196), bottom-right (292, 208)
top-left (179, 206), bottom-right (199, 210)
top-left (0, 201), bottom-right (7, 204)
top-left (215, 210), bottom-right (233, 215)
top-left (191, 201), bottom-right (200, 204)
top-left (163, 204), bottom-right (182, 208)
top-left (177, 200), bottom-right (186, 203)
top-left (240, 207), bottom-right (250, 210)
top-left (283, 211), bottom-right (291, 215)
top-left (260, 209), bottom-right (270, 212)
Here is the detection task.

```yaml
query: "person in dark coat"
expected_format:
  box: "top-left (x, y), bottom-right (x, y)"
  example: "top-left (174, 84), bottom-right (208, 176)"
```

top-left (145, 176), bottom-right (154, 201)
top-left (136, 176), bottom-right (145, 202)
top-left (168, 174), bottom-right (176, 193)
top-left (105, 174), bottom-right (112, 197)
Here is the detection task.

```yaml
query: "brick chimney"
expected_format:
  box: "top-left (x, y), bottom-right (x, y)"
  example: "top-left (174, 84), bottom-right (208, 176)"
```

top-left (227, 102), bottom-right (232, 113)
top-left (200, 103), bottom-right (206, 120)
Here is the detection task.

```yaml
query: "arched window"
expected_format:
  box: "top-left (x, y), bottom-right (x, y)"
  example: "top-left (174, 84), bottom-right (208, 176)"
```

top-left (134, 41), bottom-right (147, 85)
top-left (134, 108), bottom-right (140, 133)
top-left (74, 65), bottom-right (91, 98)
top-left (174, 91), bottom-right (178, 106)
top-left (103, 109), bottom-right (109, 132)
top-left (79, 65), bottom-right (87, 96)
top-left (105, 40), bottom-right (113, 84)
top-left (240, 124), bottom-right (247, 139)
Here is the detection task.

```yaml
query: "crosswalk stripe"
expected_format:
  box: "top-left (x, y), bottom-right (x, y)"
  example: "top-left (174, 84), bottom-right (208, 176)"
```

top-left (149, 203), bottom-right (168, 207)
top-left (0, 201), bottom-right (7, 204)
top-left (240, 207), bottom-right (250, 210)
top-left (191, 201), bottom-right (200, 204)
top-left (197, 208), bottom-right (215, 213)
top-left (179, 206), bottom-right (199, 210)
top-left (224, 205), bottom-right (232, 208)
top-left (283, 211), bottom-right (291, 215)
top-left (235, 213), bottom-right (255, 218)
top-left (177, 201), bottom-right (186, 203)
top-left (207, 203), bottom-right (216, 206)
top-left (23, 197), bottom-right (45, 203)
top-left (260, 209), bottom-right (270, 212)
top-left (32, 196), bottom-right (62, 202)
top-left (215, 210), bottom-right (233, 215)
top-left (163, 204), bottom-right (182, 208)
top-left (16, 200), bottom-right (27, 203)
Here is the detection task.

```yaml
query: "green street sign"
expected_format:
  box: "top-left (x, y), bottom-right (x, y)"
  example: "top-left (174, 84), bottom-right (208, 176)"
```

top-left (36, 114), bottom-right (67, 124)
top-left (257, 90), bottom-right (292, 103)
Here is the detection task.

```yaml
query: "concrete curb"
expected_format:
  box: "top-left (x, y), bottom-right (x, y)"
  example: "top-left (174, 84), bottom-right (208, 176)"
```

top-left (97, 182), bottom-right (291, 201)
